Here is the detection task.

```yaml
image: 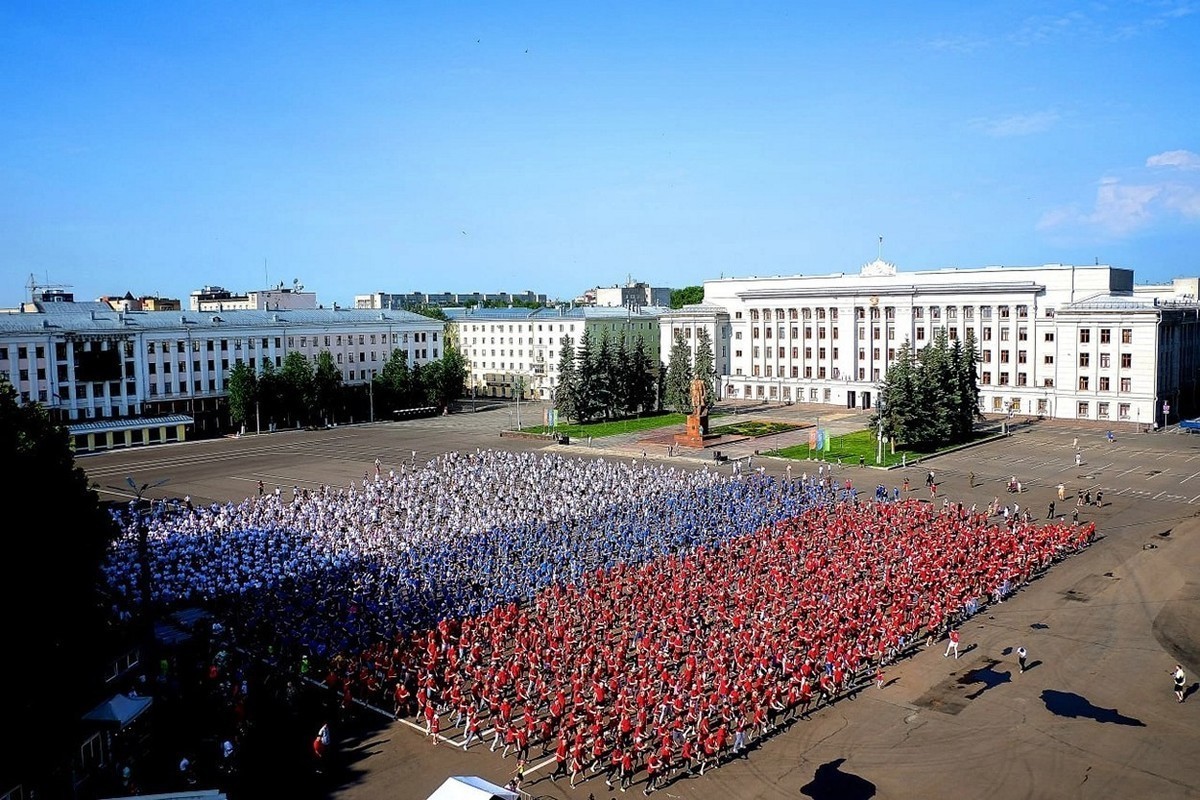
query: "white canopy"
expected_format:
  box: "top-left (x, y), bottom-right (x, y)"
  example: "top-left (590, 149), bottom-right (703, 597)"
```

top-left (425, 776), bottom-right (519, 800)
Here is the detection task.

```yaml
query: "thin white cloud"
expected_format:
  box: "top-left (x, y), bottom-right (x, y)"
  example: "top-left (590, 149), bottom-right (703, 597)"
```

top-left (1146, 149), bottom-right (1200, 170)
top-left (972, 110), bottom-right (1060, 138)
top-left (1039, 172), bottom-right (1200, 236)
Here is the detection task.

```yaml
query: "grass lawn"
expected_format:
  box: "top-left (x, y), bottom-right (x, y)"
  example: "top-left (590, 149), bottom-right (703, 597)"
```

top-left (709, 420), bottom-right (802, 437)
top-left (523, 412), bottom-right (726, 439)
top-left (765, 428), bottom-right (996, 467)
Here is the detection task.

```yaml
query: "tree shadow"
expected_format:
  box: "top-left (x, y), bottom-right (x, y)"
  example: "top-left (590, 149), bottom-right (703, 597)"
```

top-left (800, 758), bottom-right (876, 800)
top-left (1040, 690), bottom-right (1145, 726)
top-left (956, 659), bottom-right (1012, 700)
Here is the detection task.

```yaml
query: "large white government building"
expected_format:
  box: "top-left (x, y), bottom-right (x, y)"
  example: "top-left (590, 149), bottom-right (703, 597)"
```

top-left (660, 260), bottom-right (1199, 430)
top-left (0, 296), bottom-right (442, 452)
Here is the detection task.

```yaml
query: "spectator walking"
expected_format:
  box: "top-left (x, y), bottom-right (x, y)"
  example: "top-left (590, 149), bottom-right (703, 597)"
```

top-left (1017, 646), bottom-right (1028, 673)
top-left (1173, 665), bottom-right (1187, 703)
top-left (1046, 501), bottom-right (1055, 520)
top-left (944, 629), bottom-right (961, 659)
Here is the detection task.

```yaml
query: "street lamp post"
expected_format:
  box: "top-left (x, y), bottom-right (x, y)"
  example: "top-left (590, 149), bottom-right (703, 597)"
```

top-left (368, 371), bottom-right (375, 423)
top-left (876, 407), bottom-right (885, 465)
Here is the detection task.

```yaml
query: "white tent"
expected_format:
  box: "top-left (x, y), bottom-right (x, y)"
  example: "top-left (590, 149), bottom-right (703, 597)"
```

top-left (83, 693), bottom-right (153, 727)
top-left (425, 775), bottom-right (519, 800)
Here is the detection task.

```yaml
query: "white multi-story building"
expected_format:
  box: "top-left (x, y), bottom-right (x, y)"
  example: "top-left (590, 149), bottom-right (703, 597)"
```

top-left (447, 305), bottom-right (665, 400)
top-left (189, 283), bottom-right (318, 312)
top-left (659, 260), bottom-right (1199, 429)
top-left (591, 280), bottom-right (672, 310)
top-left (0, 301), bottom-right (442, 452)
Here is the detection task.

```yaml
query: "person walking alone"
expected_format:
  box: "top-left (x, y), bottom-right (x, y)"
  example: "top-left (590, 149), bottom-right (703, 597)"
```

top-left (1173, 664), bottom-right (1187, 703)
top-left (1046, 501), bottom-right (1055, 520)
top-left (1017, 646), bottom-right (1028, 674)
top-left (944, 629), bottom-right (960, 659)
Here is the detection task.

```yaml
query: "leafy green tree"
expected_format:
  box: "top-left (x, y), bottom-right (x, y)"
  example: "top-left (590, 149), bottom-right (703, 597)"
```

top-left (554, 334), bottom-right (579, 422)
top-left (664, 335), bottom-right (694, 411)
top-left (693, 328), bottom-right (716, 407)
top-left (257, 359), bottom-right (284, 430)
top-left (378, 348), bottom-right (412, 411)
top-left (226, 360), bottom-right (257, 430)
top-left (313, 351), bottom-right (343, 425)
top-left (670, 286), bottom-right (704, 309)
top-left (412, 306), bottom-right (449, 321)
top-left (280, 351), bottom-right (315, 426)
top-left (0, 377), bottom-right (118, 791)
top-left (429, 340), bottom-right (468, 411)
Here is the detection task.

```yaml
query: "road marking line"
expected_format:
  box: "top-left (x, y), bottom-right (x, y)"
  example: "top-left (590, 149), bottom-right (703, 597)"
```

top-left (1153, 491), bottom-right (1166, 500)
top-left (1115, 466), bottom-right (1139, 478)
top-left (1181, 471), bottom-right (1200, 484)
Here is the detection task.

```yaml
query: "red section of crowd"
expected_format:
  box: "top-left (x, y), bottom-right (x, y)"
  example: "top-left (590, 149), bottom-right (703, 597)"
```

top-left (320, 499), bottom-right (1095, 791)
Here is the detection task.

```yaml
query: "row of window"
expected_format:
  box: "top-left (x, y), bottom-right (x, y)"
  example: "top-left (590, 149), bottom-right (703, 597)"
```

top-left (740, 304), bottom-right (1044, 323)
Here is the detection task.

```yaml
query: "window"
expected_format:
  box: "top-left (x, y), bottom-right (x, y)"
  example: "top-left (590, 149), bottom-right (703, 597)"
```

top-left (1077, 401), bottom-right (1089, 418)
top-left (1079, 328), bottom-right (1091, 343)
top-left (982, 371), bottom-right (992, 384)
top-left (1000, 350), bottom-right (1010, 363)
top-left (1121, 328), bottom-right (1132, 344)
top-left (1000, 328), bottom-right (1011, 341)
top-left (1121, 353), bottom-right (1132, 368)
top-left (1017, 373), bottom-right (1027, 386)
top-left (1100, 329), bottom-right (1111, 344)
top-left (1099, 353), bottom-right (1110, 368)
top-left (1120, 377), bottom-right (1131, 392)
top-left (1118, 402), bottom-right (1131, 419)
top-left (1079, 353), bottom-right (1090, 367)
top-left (1044, 354), bottom-right (1054, 364)
top-left (1037, 399), bottom-right (1048, 415)
top-left (1099, 377), bottom-right (1110, 391)
top-left (982, 328), bottom-right (992, 341)
top-left (1044, 332), bottom-right (1055, 342)
top-left (1079, 376), bottom-right (1089, 390)
top-left (916, 328), bottom-right (926, 341)
top-left (1017, 350), bottom-right (1027, 364)
top-left (999, 305), bottom-right (1010, 319)
top-left (982, 351), bottom-right (992, 363)
top-left (999, 372), bottom-right (1010, 385)
top-left (1018, 328), bottom-right (1028, 341)
top-left (1016, 305), bottom-right (1029, 318)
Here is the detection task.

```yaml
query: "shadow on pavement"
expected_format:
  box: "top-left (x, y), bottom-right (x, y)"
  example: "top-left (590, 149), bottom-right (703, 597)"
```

top-left (1040, 690), bottom-right (1145, 726)
top-left (800, 758), bottom-right (876, 800)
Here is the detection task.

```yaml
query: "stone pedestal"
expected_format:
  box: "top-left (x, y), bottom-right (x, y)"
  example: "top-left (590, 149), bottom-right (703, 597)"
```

top-left (674, 412), bottom-right (716, 448)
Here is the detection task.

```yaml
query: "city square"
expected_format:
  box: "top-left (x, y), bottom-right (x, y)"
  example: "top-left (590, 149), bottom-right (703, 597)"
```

top-left (85, 401), bottom-right (1200, 800)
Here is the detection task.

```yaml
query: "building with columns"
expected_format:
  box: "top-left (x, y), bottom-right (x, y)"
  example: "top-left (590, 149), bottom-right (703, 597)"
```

top-left (659, 260), bottom-right (1199, 429)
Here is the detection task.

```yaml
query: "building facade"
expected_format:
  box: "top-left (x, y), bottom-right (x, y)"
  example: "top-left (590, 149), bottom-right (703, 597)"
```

top-left (659, 261), bottom-right (1199, 429)
top-left (354, 290), bottom-right (550, 310)
top-left (591, 280), bottom-right (673, 309)
top-left (447, 306), bottom-right (664, 401)
top-left (189, 283), bottom-right (318, 312)
top-left (0, 302), bottom-right (442, 452)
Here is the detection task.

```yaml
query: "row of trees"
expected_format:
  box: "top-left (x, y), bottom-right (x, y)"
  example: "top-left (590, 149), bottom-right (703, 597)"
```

top-left (874, 328), bottom-right (981, 450)
top-left (226, 344), bottom-right (468, 430)
top-left (664, 328), bottom-right (716, 412)
top-left (553, 331), bottom-right (659, 423)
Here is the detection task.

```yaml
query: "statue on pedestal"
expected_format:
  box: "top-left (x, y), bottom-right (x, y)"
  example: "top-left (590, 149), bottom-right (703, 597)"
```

top-left (689, 377), bottom-right (710, 436)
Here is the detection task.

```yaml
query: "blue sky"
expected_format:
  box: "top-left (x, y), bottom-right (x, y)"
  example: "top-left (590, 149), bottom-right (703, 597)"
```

top-left (2, 1), bottom-right (1198, 307)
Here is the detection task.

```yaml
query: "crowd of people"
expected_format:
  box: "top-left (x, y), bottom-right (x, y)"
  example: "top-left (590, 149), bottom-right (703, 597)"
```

top-left (103, 449), bottom-right (1096, 791)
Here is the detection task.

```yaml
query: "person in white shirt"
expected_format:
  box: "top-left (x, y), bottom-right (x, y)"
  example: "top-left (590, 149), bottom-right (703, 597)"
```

top-left (1017, 646), bottom-right (1028, 673)
top-left (1173, 665), bottom-right (1186, 703)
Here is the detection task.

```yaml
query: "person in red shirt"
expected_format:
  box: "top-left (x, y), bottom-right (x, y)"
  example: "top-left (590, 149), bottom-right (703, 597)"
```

top-left (620, 749), bottom-right (636, 792)
top-left (643, 752), bottom-right (663, 795)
